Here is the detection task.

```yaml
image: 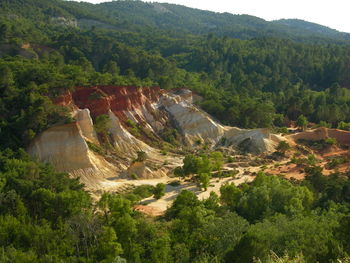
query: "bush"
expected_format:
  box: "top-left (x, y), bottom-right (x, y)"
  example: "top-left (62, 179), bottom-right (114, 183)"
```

top-left (174, 166), bottom-right (185, 177)
top-left (132, 185), bottom-right (155, 199)
top-left (326, 156), bottom-right (348, 169)
top-left (276, 141), bottom-right (290, 154)
top-left (86, 141), bottom-right (105, 156)
top-left (126, 119), bottom-right (141, 136)
top-left (337, 121), bottom-right (350, 131)
top-left (315, 121), bottom-right (331, 128)
top-left (153, 183), bottom-right (166, 199)
top-left (130, 173), bottom-right (138, 179)
top-left (168, 180), bottom-right (181, 187)
top-left (94, 114), bottom-right (112, 136)
top-left (325, 137), bottom-right (337, 145)
top-left (195, 139), bottom-right (202, 145)
top-left (88, 91), bottom-right (107, 100)
top-left (275, 127), bottom-right (289, 134)
top-left (136, 151), bottom-right (147, 162)
top-left (227, 156), bottom-right (235, 162)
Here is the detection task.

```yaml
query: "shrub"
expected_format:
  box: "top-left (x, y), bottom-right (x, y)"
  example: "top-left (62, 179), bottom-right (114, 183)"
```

top-left (136, 151), bottom-right (147, 162)
top-left (130, 173), bottom-right (138, 179)
top-left (153, 183), bottom-right (166, 199)
top-left (326, 156), bottom-right (348, 169)
top-left (325, 137), bottom-right (337, 145)
top-left (337, 121), bottom-right (350, 131)
top-left (86, 141), bottom-right (105, 156)
top-left (132, 185), bottom-right (155, 199)
top-left (174, 166), bottom-right (185, 177)
top-left (168, 180), bottom-right (181, 187)
top-left (88, 91), bottom-right (107, 100)
top-left (276, 141), bottom-right (291, 154)
top-left (126, 119), bottom-right (141, 136)
top-left (94, 114), bottom-right (112, 136)
top-left (227, 156), bottom-right (235, 162)
top-left (275, 127), bottom-right (289, 134)
top-left (195, 138), bottom-right (202, 145)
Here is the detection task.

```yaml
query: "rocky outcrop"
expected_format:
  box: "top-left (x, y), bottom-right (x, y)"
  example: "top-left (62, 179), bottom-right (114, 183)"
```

top-left (76, 109), bottom-right (99, 144)
top-left (28, 123), bottom-right (94, 171)
top-left (126, 161), bottom-right (167, 179)
top-left (108, 110), bottom-right (155, 156)
top-left (161, 90), bottom-right (283, 154)
top-left (223, 127), bottom-right (284, 154)
top-left (161, 92), bottom-right (225, 145)
top-left (27, 111), bottom-right (117, 189)
top-left (28, 86), bottom-right (284, 189)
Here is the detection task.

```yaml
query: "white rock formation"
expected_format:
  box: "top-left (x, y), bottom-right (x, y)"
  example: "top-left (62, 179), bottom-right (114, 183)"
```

top-left (161, 93), bottom-right (225, 145)
top-left (223, 127), bottom-right (284, 153)
top-left (75, 109), bottom-right (99, 144)
top-left (28, 123), bottom-right (94, 171)
top-left (126, 161), bottom-right (167, 179)
top-left (27, 122), bottom-right (117, 189)
top-left (108, 110), bottom-right (155, 156)
top-left (161, 91), bottom-right (284, 153)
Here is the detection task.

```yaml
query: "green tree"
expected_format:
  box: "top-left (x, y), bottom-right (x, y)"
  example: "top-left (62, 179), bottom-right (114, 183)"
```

top-left (94, 114), bottom-right (112, 138)
top-left (296, 115), bottom-right (308, 131)
top-left (199, 173), bottom-right (210, 191)
top-left (153, 183), bottom-right (166, 199)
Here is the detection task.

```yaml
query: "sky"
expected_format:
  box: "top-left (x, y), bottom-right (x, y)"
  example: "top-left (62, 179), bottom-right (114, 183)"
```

top-left (72, 0), bottom-right (350, 33)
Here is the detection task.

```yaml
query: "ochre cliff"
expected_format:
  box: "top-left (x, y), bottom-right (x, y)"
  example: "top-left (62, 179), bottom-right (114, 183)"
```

top-left (28, 86), bottom-right (284, 189)
top-left (28, 121), bottom-right (117, 189)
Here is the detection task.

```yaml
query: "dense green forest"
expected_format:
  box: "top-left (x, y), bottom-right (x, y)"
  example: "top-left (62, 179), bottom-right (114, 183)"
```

top-left (1, 149), bottom-right (350, 262)
top-left (3, 0), bottom-right (350, 128)
top-left (0, 0), bottom-right (350, 262)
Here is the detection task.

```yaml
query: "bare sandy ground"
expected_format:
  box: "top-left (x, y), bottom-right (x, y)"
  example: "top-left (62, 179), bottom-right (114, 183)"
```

top-left (100, 165), bottom-right (260, 216)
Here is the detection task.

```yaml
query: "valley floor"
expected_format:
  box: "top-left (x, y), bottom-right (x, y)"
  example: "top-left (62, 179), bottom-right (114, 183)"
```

top-left (100, 164), bottom-right (260, 216)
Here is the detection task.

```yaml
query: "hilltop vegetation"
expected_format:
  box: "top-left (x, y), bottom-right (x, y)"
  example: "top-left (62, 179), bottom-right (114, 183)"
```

top-left (0, 0), bottom-right (349, 262)
top-left (2, 0), bottom-right (350, 129)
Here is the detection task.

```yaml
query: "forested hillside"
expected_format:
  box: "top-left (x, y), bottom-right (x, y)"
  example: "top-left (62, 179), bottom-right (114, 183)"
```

top-left (0, 0), bottom-right (349, 262)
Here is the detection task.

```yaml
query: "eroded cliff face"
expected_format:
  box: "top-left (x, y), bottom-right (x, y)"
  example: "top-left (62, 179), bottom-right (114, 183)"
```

top-left (161, 92), bottom-right (225, 145)
top-left (72, 86), bottom-right (167, 132)
top-left (161, 90), bottom-right (284, 153)
top-left (28, 86), bottom-right (283, 189)
top-left (28, 122), bottom-right (117, 189)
